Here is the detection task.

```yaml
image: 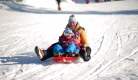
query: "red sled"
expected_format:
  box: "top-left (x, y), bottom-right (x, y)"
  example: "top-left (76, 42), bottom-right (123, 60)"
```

top-left (53, 57), bottom-right (78, 62)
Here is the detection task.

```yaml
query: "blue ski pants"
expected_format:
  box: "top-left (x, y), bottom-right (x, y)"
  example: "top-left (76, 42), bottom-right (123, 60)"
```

top-left (53, 44), bottom-right (79, 54)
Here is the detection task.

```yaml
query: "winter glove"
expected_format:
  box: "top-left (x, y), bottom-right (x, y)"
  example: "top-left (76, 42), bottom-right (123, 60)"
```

top-left (74, 48), bottom-right (80, 54)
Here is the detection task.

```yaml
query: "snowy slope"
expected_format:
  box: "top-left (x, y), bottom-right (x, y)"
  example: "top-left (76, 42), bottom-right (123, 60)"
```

top-left (0, 0), bottom-right (138, 80)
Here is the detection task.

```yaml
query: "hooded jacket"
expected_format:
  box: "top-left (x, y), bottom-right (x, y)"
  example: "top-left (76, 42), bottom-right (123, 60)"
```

top-left (58, 35), bottom-right (82, 51)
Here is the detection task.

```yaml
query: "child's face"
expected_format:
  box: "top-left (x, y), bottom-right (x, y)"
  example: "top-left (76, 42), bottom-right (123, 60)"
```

top-left (65, 35), bottom-right (72, 39)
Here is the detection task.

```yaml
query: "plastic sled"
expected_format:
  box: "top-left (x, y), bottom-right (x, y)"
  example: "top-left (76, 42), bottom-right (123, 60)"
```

top-left (53, 57), bottom-right (78, 62)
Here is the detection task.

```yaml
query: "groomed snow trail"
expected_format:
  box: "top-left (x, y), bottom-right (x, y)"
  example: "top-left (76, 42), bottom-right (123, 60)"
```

top-left (0, 0), bottom-right (138, 80)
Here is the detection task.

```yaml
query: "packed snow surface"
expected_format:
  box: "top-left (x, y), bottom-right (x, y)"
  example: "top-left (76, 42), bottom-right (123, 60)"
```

top-left (0, 0), bottom-right (138, 80)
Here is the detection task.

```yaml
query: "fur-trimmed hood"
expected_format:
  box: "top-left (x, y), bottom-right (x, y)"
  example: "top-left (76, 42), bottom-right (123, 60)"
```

top-left (65, 22), bottom-right (85, 32)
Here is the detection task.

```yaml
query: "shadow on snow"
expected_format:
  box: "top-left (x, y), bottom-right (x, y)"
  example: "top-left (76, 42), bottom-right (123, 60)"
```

top-left (0, 51), bottom-right (77, 66)
top-left (0, 1), bottom-right (138, 15)
top-left (0, 51), bottom-right (56, 66)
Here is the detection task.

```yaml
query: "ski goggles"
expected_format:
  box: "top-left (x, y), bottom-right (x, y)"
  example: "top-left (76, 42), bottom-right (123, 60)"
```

top-left (64, 32), bottom-right (73, 37)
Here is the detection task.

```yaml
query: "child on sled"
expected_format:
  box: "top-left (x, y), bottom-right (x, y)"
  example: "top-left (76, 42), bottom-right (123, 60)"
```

top-left (53, 28), bottom-right (85, 57)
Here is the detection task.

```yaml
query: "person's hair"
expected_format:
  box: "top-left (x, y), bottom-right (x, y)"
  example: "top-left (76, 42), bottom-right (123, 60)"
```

top-left (70, 14), bottom-right (75, 17)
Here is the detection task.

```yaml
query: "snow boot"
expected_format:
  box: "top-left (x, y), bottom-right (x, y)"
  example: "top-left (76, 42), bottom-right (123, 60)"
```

top-left (35, 46), bottom-right (45, 59)
top-left (80, 46), bottom-right (91, 61)
top-left (84, 46), bottom-right (91, 61)
top-left (58, 7), bottom-right (61, 11)
top-left (95, 0), bottom-right (99, 2)
top-left (62, 52), bottom-right (77, 57)
top-left (55, 52), bottom-right (63, 57)
top-left (68, 51), bottom-right (77, 57)
top-left (86, 0), bottom-right (89, 4)
top-left (62, 52), bottom-right (68, 57)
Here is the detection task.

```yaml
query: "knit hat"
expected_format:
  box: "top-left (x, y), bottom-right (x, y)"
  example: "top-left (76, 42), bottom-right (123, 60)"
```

top-left (64, 28), bottom-right (73, 36)
top-left (68, 14), bottom-right (77, 24)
